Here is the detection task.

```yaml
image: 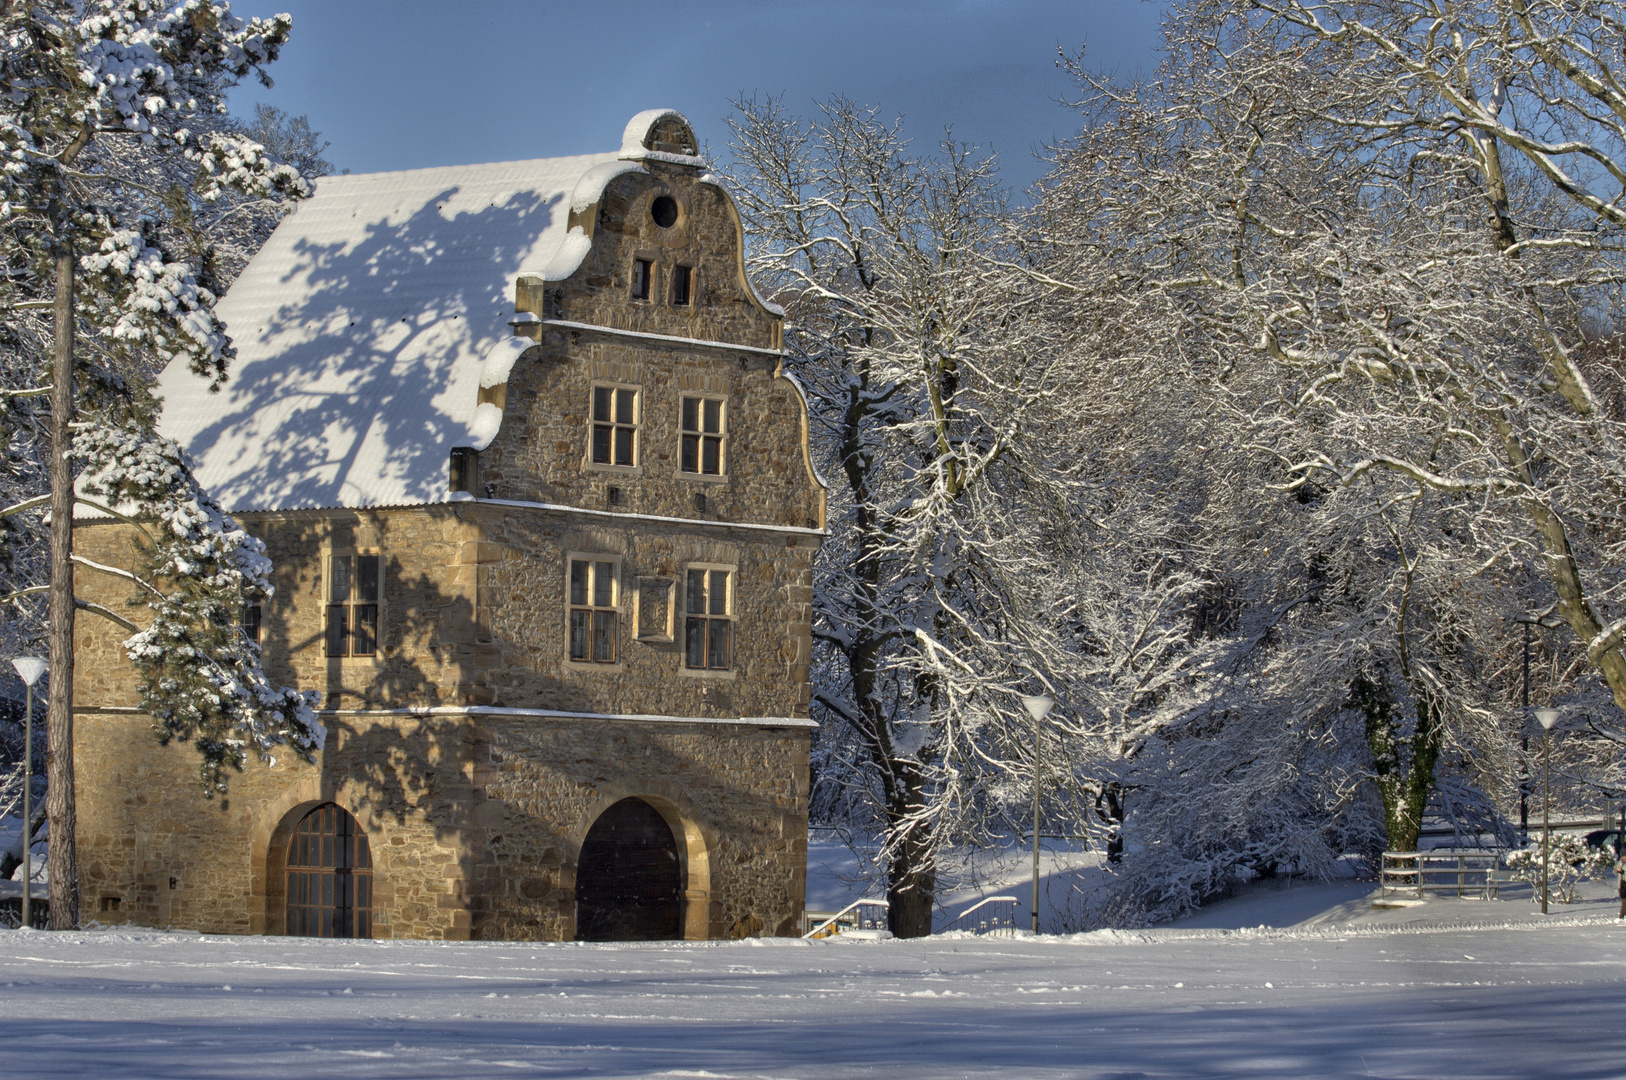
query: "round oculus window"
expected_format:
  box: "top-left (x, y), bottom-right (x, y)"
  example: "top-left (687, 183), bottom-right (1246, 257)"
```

top-left (651, 195), bottom-right (679, 229)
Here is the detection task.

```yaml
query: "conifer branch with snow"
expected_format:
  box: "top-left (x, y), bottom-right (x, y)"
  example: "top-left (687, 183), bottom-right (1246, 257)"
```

top-left (0, 0), bottom-right (313, 928)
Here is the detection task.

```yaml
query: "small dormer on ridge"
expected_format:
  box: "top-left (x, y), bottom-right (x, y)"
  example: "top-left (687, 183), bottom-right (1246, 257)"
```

top-left (618, 110), bottom-right (703, 165)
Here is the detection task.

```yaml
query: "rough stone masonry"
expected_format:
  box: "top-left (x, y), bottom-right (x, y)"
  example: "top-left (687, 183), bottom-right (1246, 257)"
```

top-left (70, 111), bottom-right (825, 941)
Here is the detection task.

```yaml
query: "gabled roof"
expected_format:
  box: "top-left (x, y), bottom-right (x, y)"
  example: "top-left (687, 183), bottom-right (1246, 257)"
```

top-left (152, 110), bottom-right (703, 514)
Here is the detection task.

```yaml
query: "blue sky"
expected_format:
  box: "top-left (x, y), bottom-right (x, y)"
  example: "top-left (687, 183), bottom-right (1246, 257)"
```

top-left (230, 1), bottom-right (1167, 195)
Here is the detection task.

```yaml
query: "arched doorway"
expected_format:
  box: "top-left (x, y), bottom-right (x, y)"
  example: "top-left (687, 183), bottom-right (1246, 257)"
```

top-left (285, 803), bottom-right (373, 938)
top-left (575, 797), bottom-right (682, 941)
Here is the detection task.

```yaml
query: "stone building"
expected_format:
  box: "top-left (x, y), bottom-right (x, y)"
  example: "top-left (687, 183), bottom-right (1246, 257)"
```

top-left (70, 110), bottom-right (826, 941)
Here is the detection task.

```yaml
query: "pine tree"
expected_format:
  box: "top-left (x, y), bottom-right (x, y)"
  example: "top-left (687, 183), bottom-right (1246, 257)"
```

top-left (0, 0), bottom-right (321, 929)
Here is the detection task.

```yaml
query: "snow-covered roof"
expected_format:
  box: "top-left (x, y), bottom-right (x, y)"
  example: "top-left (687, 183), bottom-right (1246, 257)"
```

top-left (153, 110), bottom-right (710, 514)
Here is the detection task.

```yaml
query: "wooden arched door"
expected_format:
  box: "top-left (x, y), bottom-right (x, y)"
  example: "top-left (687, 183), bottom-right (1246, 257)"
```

top-left (285, 803), bottom-right (373, 938)
top-left (575, 797), bottom-right (682, 941)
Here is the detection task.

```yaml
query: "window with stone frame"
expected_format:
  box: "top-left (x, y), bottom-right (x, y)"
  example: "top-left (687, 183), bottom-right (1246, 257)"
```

top-left (448, 446), bottom-right (478, 493)
top-left (326, 554), bottom-right (381, 657)
top-left (684, 567), bottom-right (733, 670)
top-left (672, 263), bottom-right (692, 306)
top-left (632, 258), bottom-right (653, 301)
top-left (680, 395), bottom-right (725, 476)
top-left (569, 557), bottom-right (620, 663)
top-left (590, 385), bottom-right (639, 467)
top-left (239, 599), bottom-right (262, 647)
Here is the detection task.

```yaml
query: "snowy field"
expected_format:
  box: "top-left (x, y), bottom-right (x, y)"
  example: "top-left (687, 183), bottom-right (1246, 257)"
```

top-left (805, 833), bottom-right (1110, 932)
top-left (4, 885), bottom-right (1626, 1079)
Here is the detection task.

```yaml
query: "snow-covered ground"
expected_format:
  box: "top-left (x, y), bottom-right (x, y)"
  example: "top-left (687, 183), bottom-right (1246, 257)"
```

top-left (805, 833), bottom-right (1106, 933)
top-left (4, 880), bottom-right (1626, 1079)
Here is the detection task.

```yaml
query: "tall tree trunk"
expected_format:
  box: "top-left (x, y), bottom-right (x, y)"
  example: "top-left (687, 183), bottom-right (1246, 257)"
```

top-left (46, 237), bottom-right (78, 931)
top-left (837, 370), bottom-right (939, 938)
top-left (1095, 784), bottom-right (1125, 865)
top-left (885, 763), bottom-right (934, 938)
top-left (1353, 674), bottom-right (1442, 853)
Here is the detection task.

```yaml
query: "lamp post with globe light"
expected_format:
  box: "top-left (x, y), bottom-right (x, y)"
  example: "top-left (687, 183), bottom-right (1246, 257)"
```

top-left (10, 656), bottom-right (47, 928)
top-left (1020, 694), bottom-right (1053, 935)
top-left (1534, 707), bottom-right (1561, 915)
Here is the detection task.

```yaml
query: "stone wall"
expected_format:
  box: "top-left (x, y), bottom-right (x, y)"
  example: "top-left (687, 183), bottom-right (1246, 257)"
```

top-left (472, 509), bottom-right (816, 717)
top-left (490, 162), bottom-right (824, 530)
top-left (75, 502), bottom-right (815, 719)
top-left (75, 709), bottom-right (808, 940)
top-left (68, 127), bottom-right (822, 942)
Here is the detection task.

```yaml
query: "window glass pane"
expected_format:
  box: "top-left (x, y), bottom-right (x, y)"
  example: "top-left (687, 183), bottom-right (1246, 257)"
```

top-left (593, 610), bottom-right (616, 663)
top-left (592, 424), bottom-right (612, 464)
top-left (353, 604), bottom-right (378, 655)
top-left (615, 388), bottom-right (636, 425)
top-left (326, 604), bottom-right (349, 657)
top-left (569, 560), bottom-right (589, 606)
top-left (450, 448), bottom-right (473, 492)
top-left (356, 555), bottom-right (379, 602)
top-left (708, 619), bottom-right (731, 670)
top-left (633, 260), bottom-right (651, 299)
top-left (687, 569), bottom-right (706, 614)
top-left (613, 426), bottom-right (634, 466)
top-left (703, 398), bottom-right (721, 433)
top-left (686, 617), bottom-right (705, 668)
top-left (682, 433), bottom-right (699, 473)
top-left (329, 555), bottom-right (351, 602)
top-left (709, 570), bottom-right (728, 615)
top-left (593, 561), bottom-right (614, 607)
top-left (702, 436), bottom-right (720, 475)
top-left (569, 610), bottom-right (590, 660)
top-left (673, 265), bottom-right (690, 305)
top-left (240, 603), bottom-right (261, 645)
top-left (682, 397), bottom-right (698, 432)
top-left (594, 386), bottom-right (613, 422)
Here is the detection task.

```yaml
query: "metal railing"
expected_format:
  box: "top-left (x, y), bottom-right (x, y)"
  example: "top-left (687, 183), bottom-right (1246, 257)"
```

top-left (1380, 850), bottom-right (1521, 901)
top-left (803, 898), bottom-right (890, 939)
top-left (939, 895), bottom-right (1019, 937)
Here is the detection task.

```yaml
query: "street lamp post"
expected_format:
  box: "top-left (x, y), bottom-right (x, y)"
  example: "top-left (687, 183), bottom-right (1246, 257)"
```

top-left (1020, 694), bottom-right (1054, 936)
top-left (1514, 612), bottom-right (1564, 845)
top-left (11, 656), bottom-right (47, 929)
top-left (1534, 707), bottom-right (1561, 915)
top-left (1516, 614), bottom-right (1534, 843)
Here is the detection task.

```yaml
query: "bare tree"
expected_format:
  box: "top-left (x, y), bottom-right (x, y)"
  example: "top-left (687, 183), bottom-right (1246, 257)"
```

top-left (726, 96), bottom-right (1103, 935)
top-left (1013, 5), bottom-right (1583, 920)
top-left (1203, 0), bottom-right (1626, 721)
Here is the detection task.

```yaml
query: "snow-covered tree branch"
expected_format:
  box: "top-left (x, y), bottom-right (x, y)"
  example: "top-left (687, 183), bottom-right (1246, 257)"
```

top-left (0, 0), bottom-right (318, 929)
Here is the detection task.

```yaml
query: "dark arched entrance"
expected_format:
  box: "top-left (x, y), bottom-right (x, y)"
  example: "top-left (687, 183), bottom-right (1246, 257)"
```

top-left (285, 803), bottom-right (373, 938)
top-left (575, 797), bottom-right (682, 941)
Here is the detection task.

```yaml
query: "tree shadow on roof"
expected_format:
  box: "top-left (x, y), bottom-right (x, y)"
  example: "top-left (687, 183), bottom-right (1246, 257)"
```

top-left (176, 183), bottom-right (562, 512)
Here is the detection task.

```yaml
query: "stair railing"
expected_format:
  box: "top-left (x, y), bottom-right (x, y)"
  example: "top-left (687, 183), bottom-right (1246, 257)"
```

top-left (939, 895), bottom-right (1019, 937)
top-left (802, 897), bottom-right (890, 939)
